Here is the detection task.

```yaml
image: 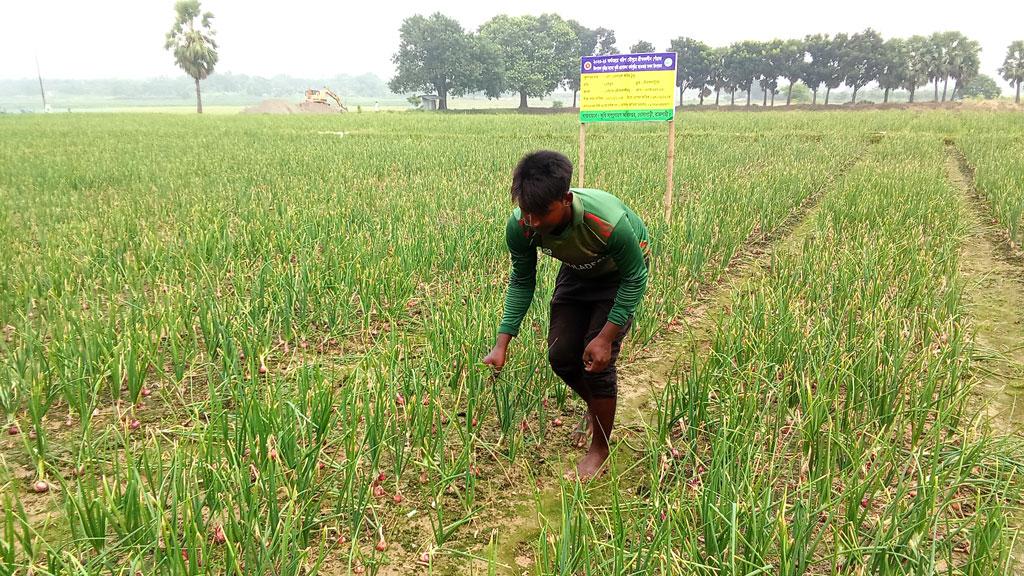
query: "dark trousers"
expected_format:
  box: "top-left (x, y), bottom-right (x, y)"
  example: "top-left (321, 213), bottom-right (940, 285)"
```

top-left (546, 265), bottom-right (632, 399)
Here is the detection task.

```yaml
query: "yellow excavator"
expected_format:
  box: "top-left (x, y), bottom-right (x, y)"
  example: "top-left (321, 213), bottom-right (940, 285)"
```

top-left (304, 88), bottom-right (348, 112)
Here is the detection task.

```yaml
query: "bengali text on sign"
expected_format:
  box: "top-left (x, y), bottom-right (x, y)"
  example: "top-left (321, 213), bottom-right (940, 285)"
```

top-left (579, 52), bottom-right (677, 123)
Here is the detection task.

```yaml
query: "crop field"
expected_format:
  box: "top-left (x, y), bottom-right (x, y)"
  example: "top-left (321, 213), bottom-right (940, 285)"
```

top-left (957, 133), bottom-right (1024, 248)
top-left (1, 110), bottom-right (1023, 575)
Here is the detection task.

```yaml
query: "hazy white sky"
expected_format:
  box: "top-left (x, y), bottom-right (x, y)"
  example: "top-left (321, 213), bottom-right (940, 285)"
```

top-left (2, 0), bottom-right (1021, 90)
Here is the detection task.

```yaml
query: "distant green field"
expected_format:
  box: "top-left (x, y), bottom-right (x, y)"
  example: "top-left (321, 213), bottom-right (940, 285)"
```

top-left (1, 111), bottom-right (1022, 575)
top-left (0, 91), bottom-right (579, 114)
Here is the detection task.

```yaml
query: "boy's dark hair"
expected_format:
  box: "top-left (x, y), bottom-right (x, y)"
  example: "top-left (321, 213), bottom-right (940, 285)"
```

top-left (510, 150), bottom-right (573, 214)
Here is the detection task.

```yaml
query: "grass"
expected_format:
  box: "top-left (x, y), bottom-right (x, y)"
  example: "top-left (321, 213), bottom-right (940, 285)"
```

top-left (0, 110), bottom-right (1022, 575)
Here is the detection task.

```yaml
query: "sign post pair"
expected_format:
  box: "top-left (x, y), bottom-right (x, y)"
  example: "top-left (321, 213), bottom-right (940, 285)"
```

top-left (578, 52), bottom-right (678, 222)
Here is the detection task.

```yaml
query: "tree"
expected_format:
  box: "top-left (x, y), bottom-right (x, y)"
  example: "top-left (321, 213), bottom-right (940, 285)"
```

top-left (843, 28), bottom-right (883, 104)
top-left (903, 35), bottom-right (933, 103)
top-left (823, 33), bottom-right (849, 105)
top-left (480, 14), bottom-right (579, 110)
top-left (461, 35), bottom-right (505, 100)
top-left (721, 45), bottom-right (742, 105)
top-left (924, 33), bottom-right (946, 101)
top-left (876, 38), bottom-right (909, 104)
top-left (668, 37), bottom-right (712, 105)
top-left (948, 36), bottom-right (981, 100)
top-left (959, 74), bottom-right (1001, 99)
top-left (801, 34), bottom-right (831, 104)
top-left (165, 0), bottom-right (218, 114)
top-left (629, 40), bottom-right (656, 53)
top-left (930, 32), bottom-right (979, 101)
top-left (724, 41), bottom-right (762, 106)
top-left (758, 40), bottom-right (783, 106)
top-left (709, 47), bottom-right (729, 105)
top-left (388, 13), bottom-right (477, 111)
top-left (565, 21), bottom-right (617, 107)
top-left (929, 31), bottom-right (969, 101)
top-left (777, 39), bottom-right (805, 105)
top-left (1000, 40), bottom-right (1024, 103)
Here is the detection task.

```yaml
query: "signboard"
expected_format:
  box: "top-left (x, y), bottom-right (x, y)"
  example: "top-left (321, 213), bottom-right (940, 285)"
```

top-left (579, 52), bottom-right (677, 123)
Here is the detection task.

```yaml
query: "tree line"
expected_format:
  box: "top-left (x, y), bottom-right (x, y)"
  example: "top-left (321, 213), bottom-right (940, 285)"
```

top-left (390, 13), bottom-right (1024, 110)
top-left (674, 32), bottom-right (1008, 107)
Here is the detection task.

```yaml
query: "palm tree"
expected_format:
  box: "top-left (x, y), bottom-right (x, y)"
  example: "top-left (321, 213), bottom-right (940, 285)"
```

top-left (932, 32), bottom-right (977, 101)
top-left (1000, 41), bottom-right (1024, 104)
top-left (165, 0), bottom-right (218, 114)
top-left (949, 38), bottom-right (981, 100)
top-left (925, 33), bottom-right (946, 102)
top-left (903, 36), bottom-right (932, 103)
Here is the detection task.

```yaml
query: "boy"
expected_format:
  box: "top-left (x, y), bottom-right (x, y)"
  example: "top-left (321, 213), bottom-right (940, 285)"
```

top-left (482, 150), bottom-right (650, 480)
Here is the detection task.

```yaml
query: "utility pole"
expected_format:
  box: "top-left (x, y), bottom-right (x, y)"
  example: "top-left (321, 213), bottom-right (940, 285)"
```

top-left (35, 55), bottom-right (47, 111)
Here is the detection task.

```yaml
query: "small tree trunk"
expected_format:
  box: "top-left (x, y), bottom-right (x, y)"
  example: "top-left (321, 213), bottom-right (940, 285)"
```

top-left (883, 88), bottom-right (889, 103)
top-left (730, 90), bottom-right (735, 106)
top-left (934, 80), bottom-right (939, 102)
top-left (1016, 81), bottom-right (1021, 104)
top-left (679, 82), bottom-right (684, 107)
top-left (519, 90), bottom-right (528, 110)
top-left (699, 91), bottom-right (705, 105)
top-left (572, 90), bottom-right (578, 108)
top-left (825, 86), bottom-right (831, 105)
top-left (715, 88), bottom-right (721, 105)
top-left (787, 82), bottom-right (794, 105)
top-left (439, 90), bottom-right (448, 111)
top-left (812, 89), bottom-right (818, 105)
top-left (762, 86), bottom-right (768, 106)
top-left (746, 89), bottom-right (751, 107)
top-left (909, 87), bottom-right (915, 103)
top-left (942, 77), bottom-right (948, 101)
top-left (195, 77), bottom-right (203, 114)
top-left (770, 90), bottom-right (775, 106)
top-left (852, 86), bottom-right (858, 104)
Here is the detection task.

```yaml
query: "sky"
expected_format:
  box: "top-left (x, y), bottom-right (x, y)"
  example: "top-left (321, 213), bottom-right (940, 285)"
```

top-left (1, 0), bottom-right (1021, 92)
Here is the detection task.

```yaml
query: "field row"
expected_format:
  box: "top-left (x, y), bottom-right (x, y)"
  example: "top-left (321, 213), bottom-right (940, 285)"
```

top-left (956, 134), bottom-right (1024, 247)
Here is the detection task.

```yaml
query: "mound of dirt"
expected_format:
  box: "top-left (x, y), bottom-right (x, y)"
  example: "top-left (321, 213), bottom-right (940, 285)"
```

top-left (295, 101), bottom-right (340, 114)
top-left (241, 99), bottom-right (344, 115)
top-left (242, 99), bottom-right (298, 114)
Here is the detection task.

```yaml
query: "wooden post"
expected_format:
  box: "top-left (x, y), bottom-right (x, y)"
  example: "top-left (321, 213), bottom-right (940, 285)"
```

top-left (663, 119), bottom-right (676, 222)
top-left (578, 122), bottom-right (587, 188)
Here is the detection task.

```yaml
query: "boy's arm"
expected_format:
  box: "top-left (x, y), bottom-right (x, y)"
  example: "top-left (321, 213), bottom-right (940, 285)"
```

top-left (497, 216), bottom-right (538, 337)
top-left (604, 216), bottom-right (649, 328)
top-left (583, 216), bottom-right (648, 372)
top-left (485, 217), bottom-right (536, 372)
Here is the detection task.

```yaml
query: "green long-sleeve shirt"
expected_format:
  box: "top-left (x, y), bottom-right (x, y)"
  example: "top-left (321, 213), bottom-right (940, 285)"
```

top-left (498, 188), bottom-right (651, 336)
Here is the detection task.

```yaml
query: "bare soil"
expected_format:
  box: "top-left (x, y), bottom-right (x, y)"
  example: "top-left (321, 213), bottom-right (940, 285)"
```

top-left (946, 144), bottom-right (1024, 571)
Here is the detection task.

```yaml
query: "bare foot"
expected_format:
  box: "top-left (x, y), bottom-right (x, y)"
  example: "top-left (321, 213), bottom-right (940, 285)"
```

top-left (567, 445), bottom-right (609, 482)
top-left (569, 412), bottom-right (592, 448)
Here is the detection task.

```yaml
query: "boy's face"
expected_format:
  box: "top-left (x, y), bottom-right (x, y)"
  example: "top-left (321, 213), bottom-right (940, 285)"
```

top-left (520, 192), bottom-right (573, 235)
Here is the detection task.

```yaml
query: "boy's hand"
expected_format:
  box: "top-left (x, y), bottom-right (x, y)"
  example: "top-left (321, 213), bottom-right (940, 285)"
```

top-left (482, 334), bottom-right (513, 374)
top-left (583, 336), bottom-right (612, 373)
top-left (584, 322), bottom-right (622, 373)
top-left (482, 346), bottom-right (507, 372)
